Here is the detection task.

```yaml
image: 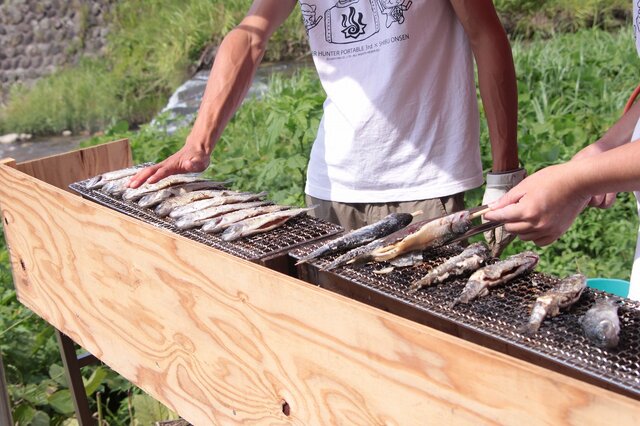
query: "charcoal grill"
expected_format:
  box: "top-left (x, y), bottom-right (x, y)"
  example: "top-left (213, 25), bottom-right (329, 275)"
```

top-left (69, 174), bottom-right (342, 273)
top-left (290, 242), bottom-right (640, 400)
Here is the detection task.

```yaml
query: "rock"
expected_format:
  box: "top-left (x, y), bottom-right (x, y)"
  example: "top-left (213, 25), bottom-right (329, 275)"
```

top-left (0, 133), bottom-right (20, 144)
top-left (19, 133), bottom-right (32, 140)
top-left (61, 130), bottom-right (72, 137)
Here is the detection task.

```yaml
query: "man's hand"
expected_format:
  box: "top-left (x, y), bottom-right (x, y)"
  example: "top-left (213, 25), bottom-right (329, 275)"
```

top-left (483, 164), bottom-right (590, 247)
top-left (571, 144), bottom-right (617, 209)
top-left (128, 145), bottom-right (211, 188)
top-left (481, 168), bottom-right (527, 256)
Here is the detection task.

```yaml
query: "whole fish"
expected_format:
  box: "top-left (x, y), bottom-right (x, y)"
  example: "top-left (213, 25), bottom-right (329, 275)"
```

top-left (101, 176), bottom-right (133, 197)
top-left (295, 212), bottom-right (414, 265)
top-left (85, 166), bottom-right (143, 189)
top-left (451, 251), bottom-right (539, 306)
top-left (174, 201), bottom-right (271, 230)
top-left (137, 181), bottom-right (229, 208)
top-left (580, 299), bottom-right (621, 349)
top-left (122, 174), bottom-right (208, 201)
top-left (373, 251), bottom-right (424, 275)
top-left (169, 191), bottom-right (268, 219)
top-left (154, 190), bottom-right (236, 217)
top-left (369, 210), bottom-right (473, 262)
top-left (221, 207), bottom-right (314, 241)
top-left (201, 204), bottom-right (289, 233)
top-left (523, 274), bottom-right (586, 334)
top-left (408, 242), bottom-right (490, 293)
top-left (322, 238), bottom-right (388, 271)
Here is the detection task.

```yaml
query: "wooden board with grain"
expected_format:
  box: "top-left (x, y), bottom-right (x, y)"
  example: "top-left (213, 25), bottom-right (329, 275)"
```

top-left (0, 156), bottom-right (638, 425)
top-left (14, 138), bottom-right (132, 191)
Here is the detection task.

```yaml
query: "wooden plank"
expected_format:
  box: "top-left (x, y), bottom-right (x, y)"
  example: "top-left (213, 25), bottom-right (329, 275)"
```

top-left (0, 163), bottom-right (638, 426)
top-left (14, 139), bottom-right (132, 191)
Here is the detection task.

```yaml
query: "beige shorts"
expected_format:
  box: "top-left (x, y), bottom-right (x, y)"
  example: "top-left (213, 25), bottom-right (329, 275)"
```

top-left (305, 193), bottom-right (465, 231)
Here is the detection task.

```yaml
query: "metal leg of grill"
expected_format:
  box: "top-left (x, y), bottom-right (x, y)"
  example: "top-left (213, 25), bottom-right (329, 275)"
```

top-left (56, 330), bottom-right (99, 426)
top-left (0, 352), bottom-right (13, 426)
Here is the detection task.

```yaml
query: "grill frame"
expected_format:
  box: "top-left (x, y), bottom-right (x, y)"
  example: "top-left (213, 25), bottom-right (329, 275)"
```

top-left (290, 242), bottom-right (640, 400)
top-left (69, 178), bottom-right (343, 268)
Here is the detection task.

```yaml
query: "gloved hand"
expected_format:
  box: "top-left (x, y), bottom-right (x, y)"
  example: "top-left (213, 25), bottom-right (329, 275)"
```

top-left (481, 168), bottom-right (527, 257)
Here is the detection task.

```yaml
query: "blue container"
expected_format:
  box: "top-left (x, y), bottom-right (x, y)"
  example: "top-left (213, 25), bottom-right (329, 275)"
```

top-left (586, 278), bottom-right (630, 298)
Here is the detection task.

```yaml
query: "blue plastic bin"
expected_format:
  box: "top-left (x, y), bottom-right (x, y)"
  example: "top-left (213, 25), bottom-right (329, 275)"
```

top-left (586, 278), bottom-right (630, 298)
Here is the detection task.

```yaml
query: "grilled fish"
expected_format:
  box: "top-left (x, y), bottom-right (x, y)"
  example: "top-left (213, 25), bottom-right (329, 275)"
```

top-left (154, 190), bottom-right (235, 217)
top-left (85, 166), bottom-right (143, 189)
top-left (580, 299), bottom-right (621, 349)
top-left (409, 242), bottom-right (490, 293)
top-left (169, 191), bottom-right (268, 219)
top-left (373, 251), bottom-right (425, 275)
top-left (523, 274), bottom-right (586, 334)
top-left (296, 212), bottom-right (414, 265)
top-left (201, 204), bottom-right (289, 233)
top-left (451, 251), bottom-right (539, 306)
top-left (221, 207), bottom-right (314, 241)
top-left (137, 182), bottom-right (229, 208)
top-left (122, 174), bottom-right (208, 201)
top-left (174, 201), bottom-right (271, 230)
top-left (101, 176), bottom-right (133, 197)
top-left (369, 210), bottom-right (473, 262)
top-left (322, 238), bottom-right (388, 271)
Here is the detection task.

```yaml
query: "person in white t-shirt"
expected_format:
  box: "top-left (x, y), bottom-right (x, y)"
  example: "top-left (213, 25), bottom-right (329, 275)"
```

top-left (129, 0), bottom-right (523, 256)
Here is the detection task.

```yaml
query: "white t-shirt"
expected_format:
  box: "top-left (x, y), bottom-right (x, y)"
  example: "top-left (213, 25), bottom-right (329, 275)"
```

top-left (628, 0), bottom-right (640, 300)
top-left (300, 0), bottom-right (483, 202)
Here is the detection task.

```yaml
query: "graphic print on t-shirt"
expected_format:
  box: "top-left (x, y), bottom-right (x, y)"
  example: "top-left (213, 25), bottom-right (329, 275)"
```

top-left (377, 0), bottom-right (413, 27)
top-left (302, 0), bottom-right (414, 60)
top-left (301, 3), bottom-right (323, 32)
top-left (325, 0), bottom-right (380, 44)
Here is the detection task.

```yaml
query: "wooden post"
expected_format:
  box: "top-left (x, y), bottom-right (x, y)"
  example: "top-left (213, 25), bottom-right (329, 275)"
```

top-left (0, 352), bottom-right (13, 426)
top-left (56, 331), bottom-right (95, 426)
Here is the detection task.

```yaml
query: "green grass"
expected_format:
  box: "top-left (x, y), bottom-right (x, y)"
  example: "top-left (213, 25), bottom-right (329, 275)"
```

top-left (0, 0), bottom-right (307, 135)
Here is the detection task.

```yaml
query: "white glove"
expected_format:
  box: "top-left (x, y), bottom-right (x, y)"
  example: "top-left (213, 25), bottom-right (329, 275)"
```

top-left (482, 168), bottom-right (527, 256)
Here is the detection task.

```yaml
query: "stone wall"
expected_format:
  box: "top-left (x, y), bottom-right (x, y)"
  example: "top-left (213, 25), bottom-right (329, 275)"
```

top-left (0, 0), bottom-right (115, 100)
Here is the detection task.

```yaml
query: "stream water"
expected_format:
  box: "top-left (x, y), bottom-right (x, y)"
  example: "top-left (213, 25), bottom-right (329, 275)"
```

top-left (0, 60), bottom-right (314, 162)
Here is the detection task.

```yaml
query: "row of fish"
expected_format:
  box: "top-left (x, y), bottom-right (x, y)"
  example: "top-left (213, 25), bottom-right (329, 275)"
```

top-left (85, 166), bottom-right (313, 241)
top-left (297, 210), bottom-right (621, 348)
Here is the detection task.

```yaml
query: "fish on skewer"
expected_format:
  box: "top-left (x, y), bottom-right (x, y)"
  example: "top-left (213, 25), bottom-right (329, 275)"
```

top-left (580, 299), bottom-right (621, 349)
top-left (296, 212), bottom-right (415, 265)
top-left (221, 207), bottom-right (315, 241)
top-left (451, 251), bottom-right (539, 307)
top-left (408, 242), bottom-right (491, 293)
top-left (154, 190), bottom-right (237, 217)
top-left (137, 182), bottom-right (230, 208)
top-left (201, 204), bottom-right (289, 233)
top-left (85, 165), bottom-right (146, 189)
top-left (169, 191), bottom-right (268, 219)
top-left (368, 210), bottom-right (479, 263)
top-left (322, 238), bottom-right (388, 271)
top-left (174, 201), bottom-right (272, 230)
top-left (522, 274), bottom-right (586, 334)
top-left (122, 174), bottom-right (211, 201)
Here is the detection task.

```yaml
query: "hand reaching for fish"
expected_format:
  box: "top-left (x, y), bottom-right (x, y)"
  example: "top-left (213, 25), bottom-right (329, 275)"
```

top-left (128, 144), bottom-right (211, 189)
top-left (483, 163), bottom-right (591, 247)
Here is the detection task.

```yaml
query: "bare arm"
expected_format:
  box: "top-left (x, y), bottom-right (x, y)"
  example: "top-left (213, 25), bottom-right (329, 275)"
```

top-left (484, 139), bottom-right (640, 246)
top-left (129, 0), bottom-right (298, 188)
top-left (449, 0), bottom-right (519, 172)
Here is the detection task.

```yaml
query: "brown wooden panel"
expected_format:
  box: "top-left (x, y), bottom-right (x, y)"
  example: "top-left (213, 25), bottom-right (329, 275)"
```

top-left (0, 161), bottom-right (638, 425)
top-left (14, 139), bottom-right (132, 191)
